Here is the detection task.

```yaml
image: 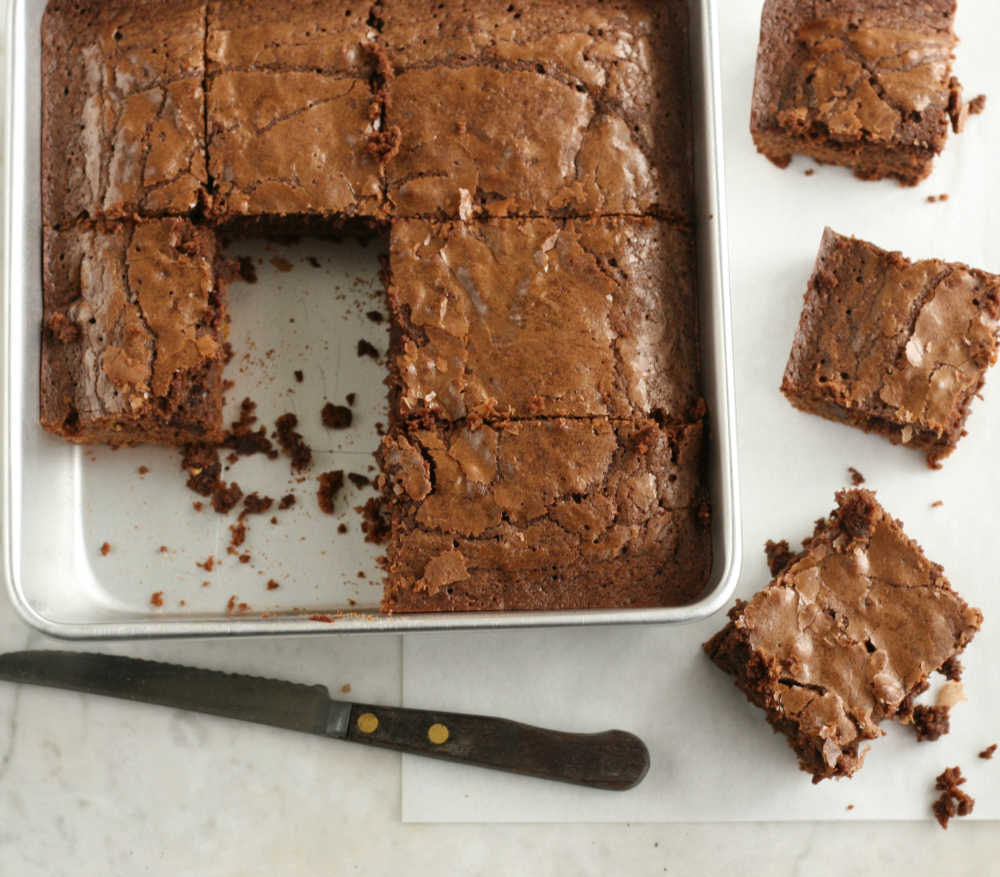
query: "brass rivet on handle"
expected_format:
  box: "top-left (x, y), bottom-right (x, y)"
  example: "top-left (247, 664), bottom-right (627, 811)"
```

top-left (428, 723), bottom-right (449, 744)
top-left (357, 712), bottom-right (379, 734)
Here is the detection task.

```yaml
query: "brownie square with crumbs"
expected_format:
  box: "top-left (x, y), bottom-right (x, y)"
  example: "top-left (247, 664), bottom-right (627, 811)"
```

top-left (782, 228), bottom-right (1000, 467)
top-left (388, 217), bottom-right (700, 423)
top-left (382, 0), bottom-right (692, 218)
top-left (750, 0), bottom-right (962, 185)
top-left (41, 220), bottom-right (227, 446)
top-left (704, 489), bottom-right (982, 783)
top-left (41, 0), bottom-right (208, 226)
top-left (380, 418), bottom-right (710, 613)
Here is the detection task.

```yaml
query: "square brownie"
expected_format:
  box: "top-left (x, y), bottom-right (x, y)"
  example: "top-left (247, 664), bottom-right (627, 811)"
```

top-left (388, 217), bottom-right (701, 422)
top-left (750, 0), bottom-right (961, 185)
top-left (382, 0), bottom-right (692, 218)
top-left (782, 228), bottom-right (1000, 467)
top-left (704, 489), bottom-right (982, 783)
top-left (41, 220), bottom-right (228, 446)
top-left (380, 418), bottom-right (711, 612)
top-left (206, 0), bottom-right (382, 221)
top-left (41, 0), bottom-right (208, 226)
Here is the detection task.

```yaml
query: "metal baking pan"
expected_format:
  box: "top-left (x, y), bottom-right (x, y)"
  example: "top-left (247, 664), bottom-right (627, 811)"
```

top-left (2, 0), bottom-right (740, 638)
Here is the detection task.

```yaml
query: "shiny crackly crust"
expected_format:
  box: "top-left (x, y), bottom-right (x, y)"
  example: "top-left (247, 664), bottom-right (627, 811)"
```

top-left (704, 489), bottom-right (982, 783)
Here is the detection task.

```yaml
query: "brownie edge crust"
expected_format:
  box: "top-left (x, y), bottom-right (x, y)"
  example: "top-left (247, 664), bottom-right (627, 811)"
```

top-left (704, 489), bottom-right (981, 783)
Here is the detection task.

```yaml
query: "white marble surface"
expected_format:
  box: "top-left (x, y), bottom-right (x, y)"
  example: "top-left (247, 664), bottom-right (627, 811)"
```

top-left (2, 2), bottom-right (1000, 875)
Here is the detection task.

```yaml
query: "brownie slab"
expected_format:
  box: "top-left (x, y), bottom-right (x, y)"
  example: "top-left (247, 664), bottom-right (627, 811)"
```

top-left (207, 72), bottom-right (382, 220)
top-left (382, 0), bottom-right (691, 218)
top-left (41, 220), bottom-right (227, 446)
top-left (782, 228), bottom-right (1000, 467)
top-left (704, 489), bottom-right (982, 783)
top-left (750, 0), bottom-right (960, 185)
top-left (41, 0), bottom-right (208, 226)
top-left (380, 418), bottom-right (711, 612)
top-left (389, 217), bottom-right (700, 422)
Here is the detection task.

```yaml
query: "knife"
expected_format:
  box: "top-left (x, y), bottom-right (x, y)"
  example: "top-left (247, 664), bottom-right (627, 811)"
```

top-left (0, 650), bottom-right (648, 790)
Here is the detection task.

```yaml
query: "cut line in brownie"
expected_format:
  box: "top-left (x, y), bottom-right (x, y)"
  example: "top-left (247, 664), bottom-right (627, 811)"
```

top-left (782, 228), bottom-right (1000, 468)
top-left (382, 0), bottom-right (692, 218)
top-left (41, 219), bottom-right (228, 446)
top-left (388, 217), bottom-right (701, 423)
top-left (380, 417), bottom-right (711, 613)
top-left (750, 0), bottom-right (962, 185)
top-left (41, 0), bottom-right (209, 226)
top-left (704, 489), bottom-right (982, 783)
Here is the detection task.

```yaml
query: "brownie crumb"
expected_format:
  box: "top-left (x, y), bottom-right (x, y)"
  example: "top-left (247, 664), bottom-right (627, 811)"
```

top-left (322, 403), bottom-right (353, 429)
top-left (275, 413), bottom-right (312, 471)
top-left (846, 804), bottom-right (854, 811)
top-left (357, 339), bottom-right (379, 359)
top-left (933, 766), bottom-right (974, 829)
top-left (913, 705), bottom-right (951, 742)
top-left (317, 470), bottom-right (345, 515)
top-left (365, 310), bottom-right (384, 323)
top-left (138, 465), bottom-right (149, 475)
top-left (969, 94), bottom-right (987, 115)
top-left (307, 256), bottom-right (320, 268)
top-left (927, 195), bottom-right (938, 203)
top-left (338, 523), bottom-right (348, 534)
top-left (269, 516), bottom-right (277, 524)
top-left (266, 579), bottom-right (280, 591)
top-left (940, 657), bottom-right (963, 681)
top-left (182, 444), bottom-right (222, 496)
top-left (764, 539), bottom-right (795, 577)
top-left (348, 472), bottom-right (371, 488)
top-left (238, 552), bottom-right (251, 564)
top-left (346, 392), bottom-right (357, 406)
top-left (931, 500), bottom-right (944, 508)
top-left (979, 744), bottom-right (997, 760)
top-left (222, 398), bottom-right (277, 459)
top-left (197, 556), bottom-right (215, 572)
top-left (211, 481), bottom-right (243, 514)
top-left (340, 683), bottom-right (352, 694)
top-left (294, 369), bottom-right (304, 383)
top-left (150, 591), bottom-right (164, 608)
top-left (278, 493), bottom-right (296, 510)
top-left (847, 466), bottom-right (865, 486)
top-left (237, 255), bottom-right (257, 284)
top-left (229, 522), bottom-right (247, 550)
top-left (804, 168), bottom-right (814, 176)
top-left (939, 193), bottom-right (950, 202)
top-left (226, 595), bottom-right (237, 613)
top-left (240, 492), bottom-right (273, 519)
top-left (270, 256), bottom-right (293, 273)
top-left (360, 496), bottom-right (389, 544)
top-left (159, 545), bottom-right (168, 554)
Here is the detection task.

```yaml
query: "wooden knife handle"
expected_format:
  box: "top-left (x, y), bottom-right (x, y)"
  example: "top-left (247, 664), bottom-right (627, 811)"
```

top-left (345, 703), bottom-right (649, 791)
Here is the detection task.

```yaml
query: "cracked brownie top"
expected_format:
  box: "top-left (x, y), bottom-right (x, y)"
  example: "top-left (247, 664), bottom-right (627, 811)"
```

top-left (705, 489), bottom-right (982, 782)
top-left (751, 0), bottom-right (958, 153)
top-left (782, 228), bottom-right (1000, 466)
top-left (41, 0), bottom-right (209, 226)
top-left (388, 217), bottom-right (700, 422)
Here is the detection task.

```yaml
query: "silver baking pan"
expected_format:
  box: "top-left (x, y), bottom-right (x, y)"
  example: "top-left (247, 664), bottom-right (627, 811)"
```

top-left (1, 0), bottom-right (740, 638)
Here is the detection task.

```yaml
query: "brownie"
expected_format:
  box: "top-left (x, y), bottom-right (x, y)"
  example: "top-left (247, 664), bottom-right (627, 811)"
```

top-left (206, 0), bottom-right (382, 221)
top-left (380, 418), bottom-right (711, 612)
top-left (41, 0), bottom-right (208, 226)
top-left (41, 220), bottom-right (227, 445)
top-left (750, 0), bottom-right (961, 185)
top-left (388, 217), bottom-right (700, 422)
top-left (782, 229), bottom-right (1000, 467)
top-left (704, 490), bottom-right (982, 783)
top-left (382, 0), bottom-right (692, 218)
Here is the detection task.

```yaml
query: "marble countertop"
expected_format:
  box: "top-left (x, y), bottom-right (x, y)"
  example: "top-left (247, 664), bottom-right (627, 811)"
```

top-left (2, 2), bottom-right (998, 874)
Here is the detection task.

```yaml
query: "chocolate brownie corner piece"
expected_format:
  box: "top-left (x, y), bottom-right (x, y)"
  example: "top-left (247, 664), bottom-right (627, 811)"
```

top-left (41, 0), bottom-right (208, 226)
top-left (388, 217), bottom-right (700, 423)
top-left (206, 0), bottom-right (382, 221)
top-left (41, 219), bottom-right (227, 446)
top-left (704, 489), bottom-right (982, 783)
top-left (382, 0), bottom-right (692, 218)
top-left (750, 0), bottom-right (959, 185)
top-left (379, 417), bottom-right (710, 613)
top-left (781, 228), bottom-right (1000, 468)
